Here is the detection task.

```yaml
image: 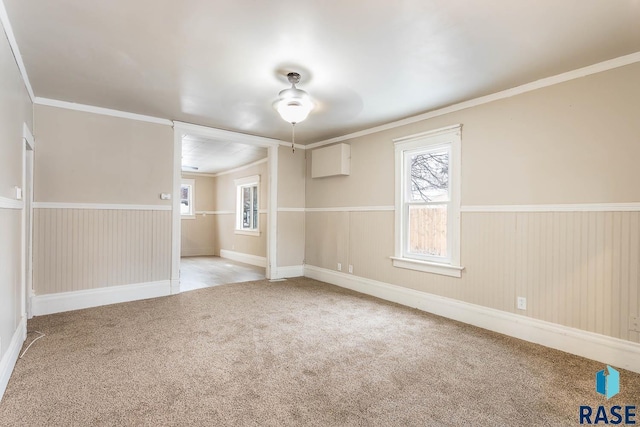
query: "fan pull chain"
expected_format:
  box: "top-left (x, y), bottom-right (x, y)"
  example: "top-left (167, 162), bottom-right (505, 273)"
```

top-left (292, 123), bottom-right (296, 153)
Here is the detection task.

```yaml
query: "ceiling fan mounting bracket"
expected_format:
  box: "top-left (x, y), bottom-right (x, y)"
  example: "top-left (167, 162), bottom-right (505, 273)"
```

top-left (287, 72), bottom-right (301, 85)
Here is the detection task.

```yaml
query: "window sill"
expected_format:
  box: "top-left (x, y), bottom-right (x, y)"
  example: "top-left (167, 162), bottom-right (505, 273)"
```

top-left (235, 229), bottom-right (260, 237)
top-left (390, 256), bottom-right (463, 278)
top-left (181, 215), bottom-right (195, 220)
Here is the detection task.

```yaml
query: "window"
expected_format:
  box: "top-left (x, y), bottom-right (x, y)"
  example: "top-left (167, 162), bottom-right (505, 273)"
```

top-left (235, 175), bottom-right (260, 236)
top-left (181, 179), bottom-right (195, 219)
top-left (392, 124), bottom-right (463, 277)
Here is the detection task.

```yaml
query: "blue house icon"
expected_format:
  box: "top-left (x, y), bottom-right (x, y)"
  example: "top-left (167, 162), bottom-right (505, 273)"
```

top-left (596, 366), bottom-right (620, 399)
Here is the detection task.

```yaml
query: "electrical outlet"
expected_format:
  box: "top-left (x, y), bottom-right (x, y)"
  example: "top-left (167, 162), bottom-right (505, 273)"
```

top-left (337, 263), bottom-right (342, 271)
top-left (630, 315), bottom-right (640, 332)
top-left (516, 297), bottom-right (527, 310)
top-left (348, 265), bottom-right (353, 274)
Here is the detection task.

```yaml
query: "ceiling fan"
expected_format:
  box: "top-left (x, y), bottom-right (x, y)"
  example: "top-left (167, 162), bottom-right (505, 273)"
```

top-left (274, 72), bottom-right (314, 152)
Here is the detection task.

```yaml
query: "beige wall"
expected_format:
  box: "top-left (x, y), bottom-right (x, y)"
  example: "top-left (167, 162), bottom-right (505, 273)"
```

top-left (214, 214), bottom-right (267, 257)
top-left (277, 146), bottom-right (306, 267)
top-left (306, 63), bottom-right (640, 207)
top-left (32, 105), bottom-right (174, 295)
top-left (305, 63), bottom-right (640, 344)
top-left (181, 174), bottom-right (215, 256)
top-left (0, 20), bottom-right (33, 362)
top-left (278, 147), bottom-right (306, 209)
top-left (213, 161), bottom-right (268, 211)
top-left (212, 160), bottom-right (268, 258)
top-left (183, 147), bottom-right (306, 269)
top-left (34, 105), bottom-right (173, 205)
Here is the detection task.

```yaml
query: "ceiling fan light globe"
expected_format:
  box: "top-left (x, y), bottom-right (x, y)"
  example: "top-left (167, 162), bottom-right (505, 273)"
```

top-left (276, 85), bottom-right (313, 124)
top-left (277, 102), bottom-right (311, 124)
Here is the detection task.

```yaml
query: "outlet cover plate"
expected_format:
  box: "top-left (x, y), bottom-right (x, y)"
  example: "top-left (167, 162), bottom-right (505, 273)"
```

top-left (517, 297), bottom-right (527, 310)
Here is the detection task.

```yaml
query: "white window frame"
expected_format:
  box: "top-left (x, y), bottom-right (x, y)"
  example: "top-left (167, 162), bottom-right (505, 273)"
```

top-left (235, 175), bottom-right (260, 236)
top-left (391, 124), bottom-right (463, 278)
top-left (180, 178), bottom-right (195, 219)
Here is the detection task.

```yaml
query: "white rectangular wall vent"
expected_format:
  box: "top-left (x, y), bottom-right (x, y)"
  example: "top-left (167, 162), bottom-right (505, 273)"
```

top-left (311, 143), bottom-right (350, 178)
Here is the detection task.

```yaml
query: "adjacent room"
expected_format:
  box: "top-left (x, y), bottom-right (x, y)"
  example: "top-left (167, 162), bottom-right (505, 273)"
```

top-left (0, 1), bottom-right (639, 425)
top-left (179, 134), bottom-right (268, 292)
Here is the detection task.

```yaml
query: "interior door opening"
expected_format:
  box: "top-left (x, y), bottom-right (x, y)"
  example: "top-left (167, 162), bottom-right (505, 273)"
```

top-left (178, 133), bottom-right (269, 292)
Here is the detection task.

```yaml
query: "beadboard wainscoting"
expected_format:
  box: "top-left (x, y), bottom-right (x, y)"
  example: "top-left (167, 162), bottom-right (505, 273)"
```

top-left (32, 207), bottom-right (172, 296)
top-left (305, 208), bottom-right (640, 345)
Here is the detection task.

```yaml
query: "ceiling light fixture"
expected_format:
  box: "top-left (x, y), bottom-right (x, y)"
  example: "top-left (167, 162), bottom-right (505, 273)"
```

top-left (275, 72), bottom-right (313, 153)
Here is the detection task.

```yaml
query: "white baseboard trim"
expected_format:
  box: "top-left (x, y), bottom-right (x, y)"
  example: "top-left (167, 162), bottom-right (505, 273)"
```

top-left (220, 249), bottom-right (267, 268)
top-left (274, 265), bottom-right (305, 279)
top-left (170, 279), bottom-right (181, 295)
top-left (181, 249), bottom-right (216, 257)
top-left (0, 317), bottom-right (26, 402)
top-left (304, 265), bottom-right (640, 374)
top-left (31, 280), bottom-right (171, 316)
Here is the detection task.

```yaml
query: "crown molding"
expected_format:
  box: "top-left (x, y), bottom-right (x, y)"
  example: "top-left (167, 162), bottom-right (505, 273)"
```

top-left (0, 0), bottom-right (35, 101)
top-left (280, 141), bottom-right (307, 150)
top-left (181, 172), bottom-right (218, 178)
top-left (174, 121), bottom-right (283, 147)
top-left (213, 158), bottom-right (268, 177)
top-left (182, 158), bottom-right (268, 178)
top-left (306, 51), bottom-right (640, 150)
top-left (34, 97), bottom-right (173, 126)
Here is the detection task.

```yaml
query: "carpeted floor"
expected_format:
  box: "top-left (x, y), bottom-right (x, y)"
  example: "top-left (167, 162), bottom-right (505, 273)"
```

top-left (1, 277), bottom-right (638, 426)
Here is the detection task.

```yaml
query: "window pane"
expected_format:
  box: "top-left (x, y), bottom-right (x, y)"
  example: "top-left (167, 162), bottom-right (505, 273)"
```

top-left (408, 204), bottom-right (447, 257)
top-left (410, 149), bottom-right (449, 202)
top-left (252, 186), bottom-right (258, 229)
top-left (180, 185), bottom-right (190, 215)
top-left (242, 187), bottom-right (251, 228)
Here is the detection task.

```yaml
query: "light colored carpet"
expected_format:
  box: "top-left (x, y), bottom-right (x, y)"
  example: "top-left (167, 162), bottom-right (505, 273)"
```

top-left (1, 277), bottom-right (638, 426)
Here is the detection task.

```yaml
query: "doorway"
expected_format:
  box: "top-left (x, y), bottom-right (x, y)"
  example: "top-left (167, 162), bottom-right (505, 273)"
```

top-left (171, 122), bottom-right (280, 293)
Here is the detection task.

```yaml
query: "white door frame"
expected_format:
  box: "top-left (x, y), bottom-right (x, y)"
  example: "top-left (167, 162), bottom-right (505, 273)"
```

top-left (22, 123), bottom-right (35, 323)
top-left (171, 122), bottom-right (283, 292)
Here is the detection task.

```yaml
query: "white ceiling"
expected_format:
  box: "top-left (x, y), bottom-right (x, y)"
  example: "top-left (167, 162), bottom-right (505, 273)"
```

top-left (4, 1), bottom-right (640, 144)
top-left (182, 135), bottom-right (267, 175)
